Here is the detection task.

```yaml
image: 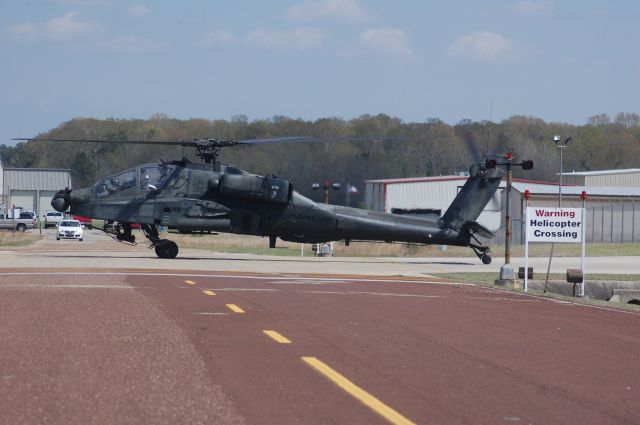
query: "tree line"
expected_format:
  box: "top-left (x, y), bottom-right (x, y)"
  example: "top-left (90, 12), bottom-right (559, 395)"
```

top-left (1, 112), bottom-right (639, 206)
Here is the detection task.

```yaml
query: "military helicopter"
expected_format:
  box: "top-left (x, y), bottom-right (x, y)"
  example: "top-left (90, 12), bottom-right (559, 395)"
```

top-left (15, 137), bottom-right (506, 262)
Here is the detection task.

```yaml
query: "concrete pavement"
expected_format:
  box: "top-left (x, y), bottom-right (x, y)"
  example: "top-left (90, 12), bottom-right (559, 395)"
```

top-left (1, 229), bottom-right (638, 277)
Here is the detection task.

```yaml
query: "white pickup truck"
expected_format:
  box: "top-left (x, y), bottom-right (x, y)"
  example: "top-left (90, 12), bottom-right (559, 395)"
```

top-left (0, 212), bottom-right (38, 231)
top-left (43, 211), bottom-right (64, 228)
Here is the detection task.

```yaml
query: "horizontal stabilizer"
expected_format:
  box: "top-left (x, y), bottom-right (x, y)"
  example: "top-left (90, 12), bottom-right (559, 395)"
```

top-left (462, 221), bottom-right (495, 239)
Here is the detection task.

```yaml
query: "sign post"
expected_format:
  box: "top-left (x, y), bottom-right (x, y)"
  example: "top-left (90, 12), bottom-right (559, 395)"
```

top-left (524, 190), bottom-right (530, 293)
top-left (580, 191), bottom-right (587, 296)
top-left (524, 204), bottom-right (585, 293)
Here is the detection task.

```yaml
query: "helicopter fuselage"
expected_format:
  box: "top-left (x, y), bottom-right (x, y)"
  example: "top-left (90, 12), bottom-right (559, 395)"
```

top-left (52, 159), bottom-right (501, 259)
top-left (55, 161), bottom-right (471, 244)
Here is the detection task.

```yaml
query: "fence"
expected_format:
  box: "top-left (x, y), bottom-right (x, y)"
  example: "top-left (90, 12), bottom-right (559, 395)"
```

top-left (508, 202), bottom-right (640, 244)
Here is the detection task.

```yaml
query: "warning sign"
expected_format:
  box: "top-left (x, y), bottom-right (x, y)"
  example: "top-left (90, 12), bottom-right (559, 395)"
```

top-left (526, 207), bottom-right (584, 243)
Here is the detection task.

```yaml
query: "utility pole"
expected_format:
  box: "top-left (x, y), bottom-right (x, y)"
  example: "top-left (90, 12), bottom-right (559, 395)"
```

top-left (312, 179), bottom-right (341, 256)
top-left (494, 153), bottom-right (534, 287)
top-left (312, 180), bottom-right (341, 204)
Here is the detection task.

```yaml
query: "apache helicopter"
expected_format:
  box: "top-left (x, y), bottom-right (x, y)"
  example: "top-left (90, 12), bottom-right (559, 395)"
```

top-left (16, 137), bottom-right (506, 262)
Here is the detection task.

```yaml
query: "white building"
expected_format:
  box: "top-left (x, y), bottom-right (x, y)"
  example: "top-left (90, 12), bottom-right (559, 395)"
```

top-left (1, 160), bottom-right (71, 217)
top-left (365, 170), bottom-right (640, 243)
top-left (365, 174), bottom-right (517, 232)
top-left (563, 168), bottom-right (640, 187)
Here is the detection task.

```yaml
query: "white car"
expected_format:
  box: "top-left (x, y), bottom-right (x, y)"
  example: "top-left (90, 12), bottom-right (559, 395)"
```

top-left (57, 220), bottom-right (84, 241)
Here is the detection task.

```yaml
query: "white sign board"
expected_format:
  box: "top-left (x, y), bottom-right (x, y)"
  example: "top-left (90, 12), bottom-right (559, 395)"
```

top-left (526, 207), bottom-right (583, 243)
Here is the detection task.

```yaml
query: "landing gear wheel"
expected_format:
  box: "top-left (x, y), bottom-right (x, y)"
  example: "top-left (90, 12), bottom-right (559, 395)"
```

top-left (470, 244), bottom-right (493, 264)
top-left (154, 240), bottom-right (178, 259)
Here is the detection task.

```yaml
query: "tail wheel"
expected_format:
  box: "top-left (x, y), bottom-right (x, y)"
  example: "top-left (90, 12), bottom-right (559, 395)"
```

top-left (154, 240), bottom-right (178, 259)
top-left (470, 243), bottom-right (492, 264)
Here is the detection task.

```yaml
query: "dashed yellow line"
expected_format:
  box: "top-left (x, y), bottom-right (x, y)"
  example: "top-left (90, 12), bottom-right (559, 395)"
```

top-left (302, 357), bottom-right (416, 425)
top-left (226, 304), bottom-right (245, 313)
top-left (263, 330), bottom-right (292, 344)
top-left (185, 280), bottom-right (197, 285)
top-left (203, 290), bottom-right (216, 296)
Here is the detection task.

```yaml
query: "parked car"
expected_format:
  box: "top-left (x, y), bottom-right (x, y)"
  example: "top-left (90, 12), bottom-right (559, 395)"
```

top-left (72, 215), bottom-right (93, 229)
top-left (57, 220), bottom-right (84, 241)
top-left (0, 212), bottom-right (37, 231)
top-left (43, 211), bottom-right (65, 228)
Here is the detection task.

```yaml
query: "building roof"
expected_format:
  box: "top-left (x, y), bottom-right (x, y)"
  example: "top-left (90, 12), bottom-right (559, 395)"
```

top-left (512, 182), bottom-right (640, 197)
top-left (365, 175), bottom-right (468, 184)
top-left (365, 174), bottom-right (558, 186)
top-left (563, 168), bottom-right (640, 176)
top-left (4, 167), bottom-right (71, 172)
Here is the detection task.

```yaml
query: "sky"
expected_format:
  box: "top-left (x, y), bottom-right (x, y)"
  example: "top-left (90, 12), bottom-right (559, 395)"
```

top-left (1, 0), bottom-right (639, 146)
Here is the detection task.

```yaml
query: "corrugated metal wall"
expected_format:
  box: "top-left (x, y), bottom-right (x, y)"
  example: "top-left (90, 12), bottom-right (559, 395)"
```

top-left (365, 178), bottom-right (503, 232)
top-left (562, 175), bottom-right (584, 186)
top-left (510, 193), bottom-right (640, 244)
top-left (365, 182), bottom-right (386, 212)
top-left (4, 169), bottom-right (71, 190)
top-left (3, 169), bottom-right (71, 216)
top-left (386, 180), bottom-right (464, 213)
top-left (564, 171), bottom-right (640, 187)
top-left (585, 173), bottom-right (640, 187)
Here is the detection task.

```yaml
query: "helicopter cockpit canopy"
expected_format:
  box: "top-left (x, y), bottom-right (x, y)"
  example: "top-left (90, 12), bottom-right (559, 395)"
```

top-left (95, 163), bottom-right (177, 198)
top-left (139, 163), bottom-right (177, 190)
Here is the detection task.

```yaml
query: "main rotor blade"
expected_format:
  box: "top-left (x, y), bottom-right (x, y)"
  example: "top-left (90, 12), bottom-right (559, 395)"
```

top-left (13, 136), bottom-right (404, 146)
top-left (463, 137), bottom-right (482, 163)
top-left (235, 136), bottom-right (313, 145)
top-left (12, 138), bottom-right (195, 146)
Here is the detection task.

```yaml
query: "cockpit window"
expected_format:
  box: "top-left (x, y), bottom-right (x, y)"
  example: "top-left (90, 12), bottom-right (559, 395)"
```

top-left (95, 169), bottom-right (137, 198)
top-left (140, 164), bottom-right (176, 190)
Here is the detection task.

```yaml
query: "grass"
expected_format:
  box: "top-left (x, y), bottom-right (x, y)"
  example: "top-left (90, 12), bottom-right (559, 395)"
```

top-left (168, 233), bottom-right (303, 256)
top-left (0, 231), bottom-right (42, 247)
top-left (432, 272), bottom-right (640, 312)
top-left (163, 232), bottom-right (640, 258)
top-left (433, 272), bottom-right (640, 285)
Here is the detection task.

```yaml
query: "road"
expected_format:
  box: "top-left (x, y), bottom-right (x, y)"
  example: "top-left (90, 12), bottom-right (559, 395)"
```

top-left (0, 230), bottom-right (639, 424)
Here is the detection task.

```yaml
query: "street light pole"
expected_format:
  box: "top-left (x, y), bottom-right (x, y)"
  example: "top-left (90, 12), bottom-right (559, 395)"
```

top-left (544, 135), bottom-right (572, 292)
top-left (553, 135), bottom-right (572, 207)
top-left (559, 144), bottom-right (564, 206)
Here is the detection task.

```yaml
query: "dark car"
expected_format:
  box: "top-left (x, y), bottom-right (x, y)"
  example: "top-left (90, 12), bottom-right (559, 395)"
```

top-left (103, 220), bottom-right (140, 231)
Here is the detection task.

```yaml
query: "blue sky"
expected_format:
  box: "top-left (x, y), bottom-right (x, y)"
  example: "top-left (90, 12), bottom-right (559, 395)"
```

top-left (2, 0), bottom-right (639, 146)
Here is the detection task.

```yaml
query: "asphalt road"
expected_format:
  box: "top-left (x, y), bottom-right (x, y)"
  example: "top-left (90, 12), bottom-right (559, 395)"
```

top-left (1, 272), bottom-right (639, 424)
top-left (1, 231), bottom-right (639, 424)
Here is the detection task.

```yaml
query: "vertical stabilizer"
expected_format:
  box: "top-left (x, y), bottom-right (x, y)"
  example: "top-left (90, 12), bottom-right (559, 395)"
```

top-left (441, 167), bottom-right (504, 230)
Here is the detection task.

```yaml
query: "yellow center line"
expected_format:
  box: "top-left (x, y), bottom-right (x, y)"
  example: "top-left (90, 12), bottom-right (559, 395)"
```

top-left (203, 290), bottom-right (216, 296)
top-left (263, 330), bottom-right (292, 344)
top-left (302, 357), bottom-right (416, 425)
top-left (185, 280), bottom-right (197, 285)
top-left (226, 304), bottom-right (245, 313)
